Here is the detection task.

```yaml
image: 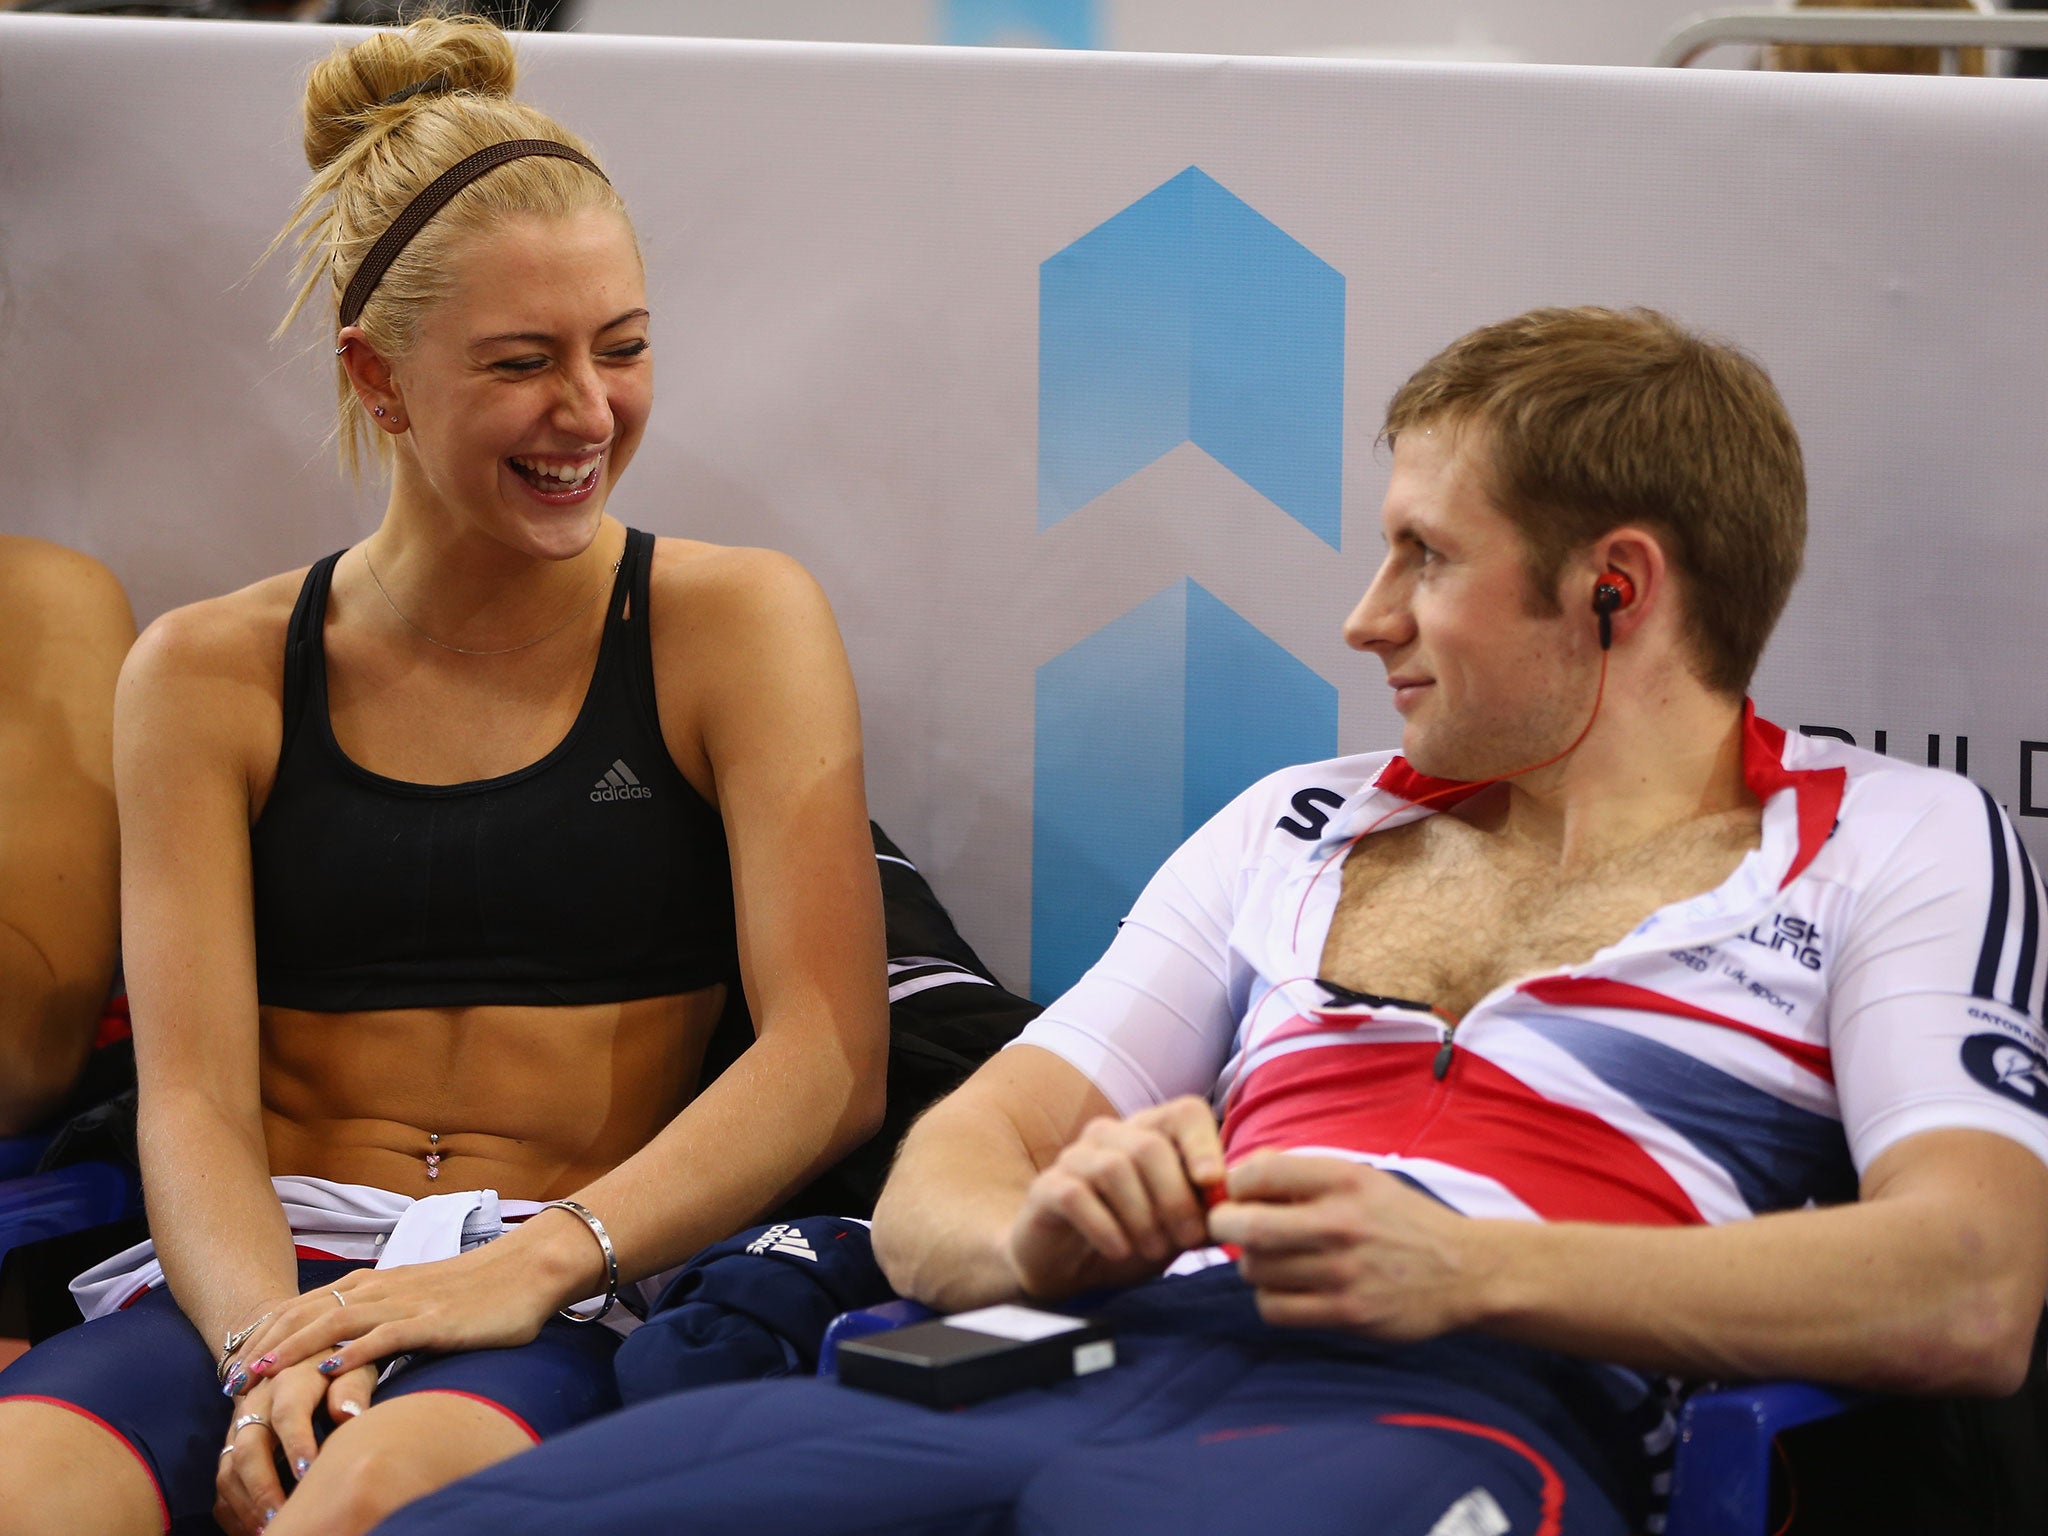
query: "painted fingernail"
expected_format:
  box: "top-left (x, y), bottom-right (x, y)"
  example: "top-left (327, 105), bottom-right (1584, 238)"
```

top-left (251, 1352), bottom-right (278, 1375)
top-left (338, 1399), bottom-right (365, 1419)
top-left (221, 1370), bottom-right (246, 1397)
top-left (294, 1456), bottom-right (310, 1476)
top-left (318, 1356), bottom-right (341, 1375)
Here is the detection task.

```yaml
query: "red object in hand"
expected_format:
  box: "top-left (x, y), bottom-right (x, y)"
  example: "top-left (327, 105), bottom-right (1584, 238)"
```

top-left (1202, 1179), bottom-right (1243, 1262)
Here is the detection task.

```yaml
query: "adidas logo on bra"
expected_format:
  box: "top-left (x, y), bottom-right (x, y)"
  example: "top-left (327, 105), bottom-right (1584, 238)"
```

top-left (591, 758), bottom-right (653, 802)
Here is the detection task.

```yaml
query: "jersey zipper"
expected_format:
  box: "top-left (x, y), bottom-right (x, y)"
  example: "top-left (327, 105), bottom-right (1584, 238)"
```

top-left (1401, 1011), bottom-right (1462, 1156)
top-left (1431, 1022), bottom-right (1456, 1080)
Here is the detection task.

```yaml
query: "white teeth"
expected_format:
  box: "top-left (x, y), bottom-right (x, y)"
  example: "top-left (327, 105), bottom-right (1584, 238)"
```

top-left (512, 457), bottom-right (597, 483)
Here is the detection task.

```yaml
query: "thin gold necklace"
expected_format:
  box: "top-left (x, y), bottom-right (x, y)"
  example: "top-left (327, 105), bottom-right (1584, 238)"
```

top-left (361, 545), bottom-right (618, 657)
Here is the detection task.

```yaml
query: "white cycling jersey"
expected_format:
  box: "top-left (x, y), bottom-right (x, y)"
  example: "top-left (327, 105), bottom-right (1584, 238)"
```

top-left (1015, 707), bottom-right (2048, 1225)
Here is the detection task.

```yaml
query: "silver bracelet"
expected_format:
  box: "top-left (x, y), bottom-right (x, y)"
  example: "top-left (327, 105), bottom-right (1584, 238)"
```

top-left (538, 1199), bottom-right (618, 1323)
top-left (216, 1313), bottom-right (270, 1385)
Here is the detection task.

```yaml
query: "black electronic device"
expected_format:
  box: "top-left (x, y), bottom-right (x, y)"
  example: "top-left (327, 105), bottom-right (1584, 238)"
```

top-left (835, 1305), bottom-right (1116, 1408)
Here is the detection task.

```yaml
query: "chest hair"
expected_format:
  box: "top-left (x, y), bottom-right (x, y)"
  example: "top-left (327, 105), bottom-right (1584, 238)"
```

top-left (1319, 808), bottom-right (1762, 1019)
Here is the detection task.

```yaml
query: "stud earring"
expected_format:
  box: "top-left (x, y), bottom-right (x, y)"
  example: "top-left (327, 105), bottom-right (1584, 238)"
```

top-left (372, 406), bottom-right (387, 418)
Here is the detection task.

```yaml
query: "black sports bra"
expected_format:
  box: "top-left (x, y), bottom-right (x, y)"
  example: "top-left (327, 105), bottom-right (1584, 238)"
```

top-left (251, 528), bottom-right (738, 1011)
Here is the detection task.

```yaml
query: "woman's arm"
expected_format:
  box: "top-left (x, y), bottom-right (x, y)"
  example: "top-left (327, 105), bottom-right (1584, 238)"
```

top-left (572, 543), bottom-right (888, 1267)
top-left (117, 600), bottom-right (302, 1351)
top-left (0, 538), bottom-right (134, 1132)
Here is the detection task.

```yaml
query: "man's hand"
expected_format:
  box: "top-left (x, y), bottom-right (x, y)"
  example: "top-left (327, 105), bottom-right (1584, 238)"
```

top-left (1006, 1096), bottom-right (1225, 1299)
top-left (1209, 1152), bottom-right (1488, 1341)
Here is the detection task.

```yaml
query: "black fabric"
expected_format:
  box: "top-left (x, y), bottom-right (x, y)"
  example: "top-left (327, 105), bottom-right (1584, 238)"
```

top-left (1773, 1312), bottom-right (2048, 1534)
top-left (250, 528), bottom-right (739, 1010)
top-left (612, 1215), bottom-right (894, 1403)
top-left (0, 1036), bottom-right (146, 1343)
top-left (698, 823), bottom-right (1041, 1222)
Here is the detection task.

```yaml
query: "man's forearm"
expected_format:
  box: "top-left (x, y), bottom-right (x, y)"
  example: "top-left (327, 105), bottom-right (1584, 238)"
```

top-left (1460, 1134), bottom-right (2048, 1394)
top-left (871, 1095), bottom-right (1036, 1311)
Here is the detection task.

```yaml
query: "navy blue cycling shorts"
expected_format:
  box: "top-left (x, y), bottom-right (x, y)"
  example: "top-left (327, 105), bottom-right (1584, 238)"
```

top-left (0, 1257), bottom-right (620, 1532)
top-left (378, 1266), bottom-right (1649, 1536)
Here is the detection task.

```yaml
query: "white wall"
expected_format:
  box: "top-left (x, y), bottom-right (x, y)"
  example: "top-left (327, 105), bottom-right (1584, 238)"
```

top-left (3, 15), bottom-right (2043, 990)
top-left (577, 0), bottom-right (1721, 66)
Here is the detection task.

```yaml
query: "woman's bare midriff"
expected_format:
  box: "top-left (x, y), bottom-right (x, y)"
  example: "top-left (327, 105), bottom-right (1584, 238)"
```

top-left (258, 986), bottom-right (728, 1202)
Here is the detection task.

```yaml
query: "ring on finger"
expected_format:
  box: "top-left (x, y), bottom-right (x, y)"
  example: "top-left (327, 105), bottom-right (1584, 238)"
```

top-left (229, 1412), bottom-right (271, 1438)
top-left (331, 1288), bottom-right (347, 1308)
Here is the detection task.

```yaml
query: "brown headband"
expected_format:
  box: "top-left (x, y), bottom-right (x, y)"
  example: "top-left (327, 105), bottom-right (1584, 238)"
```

top-left (337, 139), bottom-right (611, 331)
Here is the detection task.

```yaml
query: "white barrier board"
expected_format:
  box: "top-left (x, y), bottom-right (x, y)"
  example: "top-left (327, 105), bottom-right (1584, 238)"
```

top-left (578, 0), bottom-right (1717, 68)
top-left (2, 16), bottom-right (2044, 995)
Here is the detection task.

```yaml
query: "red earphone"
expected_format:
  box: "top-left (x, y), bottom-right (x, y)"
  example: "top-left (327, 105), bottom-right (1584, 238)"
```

top-left (1592, 570), bottom-right (1635, 650)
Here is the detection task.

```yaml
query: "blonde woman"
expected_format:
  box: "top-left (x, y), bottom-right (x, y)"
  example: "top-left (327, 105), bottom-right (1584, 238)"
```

top-left (0, 17), bottom-right (887, 1536)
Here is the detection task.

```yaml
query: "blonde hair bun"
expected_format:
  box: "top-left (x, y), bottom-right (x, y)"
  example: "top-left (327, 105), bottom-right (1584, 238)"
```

top-left (274, 11), bottom-right (629, 477)
top-left (302, 15), bottom-right (519, 171)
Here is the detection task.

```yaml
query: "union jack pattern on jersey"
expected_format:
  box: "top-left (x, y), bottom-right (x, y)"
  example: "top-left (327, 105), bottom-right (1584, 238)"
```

top-left (1017, 705), bottom-right (2048, 1227)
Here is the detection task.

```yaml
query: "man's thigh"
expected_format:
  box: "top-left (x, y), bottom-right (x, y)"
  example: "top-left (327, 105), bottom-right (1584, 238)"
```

top-left (372, 1372), bottom-right (1078, 1536)
top-left (375, 1311), bottom-right (1627, 1536)
top-left (1015, 1349), bottom-right (1619, 1536)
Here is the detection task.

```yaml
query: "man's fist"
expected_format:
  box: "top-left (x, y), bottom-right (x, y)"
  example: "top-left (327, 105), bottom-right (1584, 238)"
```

top-left (1006, 1096), bottom-right (1226, 1299)
top-left (1209, 1152), bottom-right (1485, 1341)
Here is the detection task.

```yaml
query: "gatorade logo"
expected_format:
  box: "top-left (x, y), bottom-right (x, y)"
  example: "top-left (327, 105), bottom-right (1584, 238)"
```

top-left (1961, 1033), bottom-right (2048, 1119)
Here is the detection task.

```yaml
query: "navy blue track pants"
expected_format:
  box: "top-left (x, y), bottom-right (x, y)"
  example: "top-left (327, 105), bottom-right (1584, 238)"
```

top-left (375, 1268), bottom-right (1642, 1536)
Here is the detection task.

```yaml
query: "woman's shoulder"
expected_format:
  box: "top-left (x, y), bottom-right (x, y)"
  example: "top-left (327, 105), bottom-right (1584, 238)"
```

top-left (643, 536), bottom-right (835, 632)
top-left (125, 564), bottom-right (318, 698)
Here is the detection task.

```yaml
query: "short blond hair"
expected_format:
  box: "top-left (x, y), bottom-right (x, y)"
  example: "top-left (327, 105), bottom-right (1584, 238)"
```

top-left (1382, 307), bottom-right (1806, 697)
top-left (1768, 0), bottom-right (1986, 77)
top-left (273, 14), bottom-right (631, 475)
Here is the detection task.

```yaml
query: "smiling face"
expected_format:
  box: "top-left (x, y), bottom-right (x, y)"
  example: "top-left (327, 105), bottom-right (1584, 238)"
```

top-left (382, 208), bottom-right (651, 562)
top-left (1344, 425), bottom-right (1594, 782)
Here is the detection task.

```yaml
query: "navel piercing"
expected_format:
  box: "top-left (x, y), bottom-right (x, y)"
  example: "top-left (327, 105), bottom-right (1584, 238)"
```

top-left (425, 1131), bottom-right (442, 1181)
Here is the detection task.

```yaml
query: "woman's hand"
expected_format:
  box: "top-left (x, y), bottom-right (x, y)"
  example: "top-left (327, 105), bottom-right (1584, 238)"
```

top-left (215, 1367), bottom-right (285, 1535)
top-left (216, 1350), bottom-right (380, 1532)
top-left (237, 1213), bottom-right (604, 1388)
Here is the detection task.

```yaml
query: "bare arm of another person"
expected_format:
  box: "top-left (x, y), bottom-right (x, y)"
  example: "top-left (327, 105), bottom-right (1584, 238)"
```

top-left (257, 546), bottom-right (892, 1382)
top-left (0, 537), bottom-right (134, 1132)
